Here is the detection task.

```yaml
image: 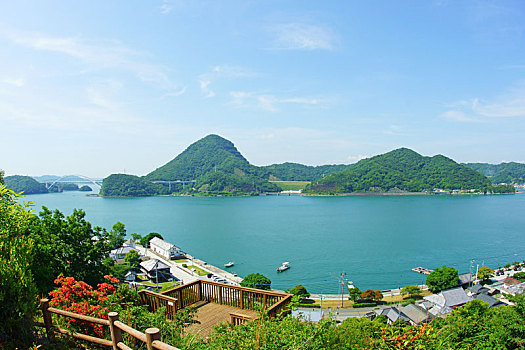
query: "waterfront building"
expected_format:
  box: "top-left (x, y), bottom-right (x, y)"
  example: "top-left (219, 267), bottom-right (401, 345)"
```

top-left (149, 237), bottom-right (185, 260)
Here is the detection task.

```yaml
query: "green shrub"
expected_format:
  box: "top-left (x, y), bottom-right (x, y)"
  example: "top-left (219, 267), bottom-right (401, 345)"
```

top-left (353, 302), bottom-right (377, 308)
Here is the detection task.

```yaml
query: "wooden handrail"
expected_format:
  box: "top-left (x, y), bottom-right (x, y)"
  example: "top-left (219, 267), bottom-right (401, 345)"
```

top-left (48, 307), bottom-right (110, 326)
top-left (40, 299), bottom-right (181, 350)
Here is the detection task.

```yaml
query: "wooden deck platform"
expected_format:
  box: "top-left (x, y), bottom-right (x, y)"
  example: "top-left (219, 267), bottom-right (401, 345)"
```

top-left (186, 302), bottom-right (257, 338)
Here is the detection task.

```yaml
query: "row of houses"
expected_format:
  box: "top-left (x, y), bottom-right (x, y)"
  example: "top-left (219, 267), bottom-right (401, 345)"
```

top-left (366, 275), bottom-right (522, 325)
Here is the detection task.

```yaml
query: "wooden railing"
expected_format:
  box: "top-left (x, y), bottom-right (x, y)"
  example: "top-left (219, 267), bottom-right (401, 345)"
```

top-left (138, 289), bottom-right (179, 319)
top-left (39, 299), bottom-right (180, 350)
top-left (230, 312), bottom-right (255, 326)
top-left (150, 280), bottom-right (292, 320)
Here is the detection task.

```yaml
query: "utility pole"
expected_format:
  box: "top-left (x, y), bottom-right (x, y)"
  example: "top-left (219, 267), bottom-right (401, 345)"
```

top-left (470, 259), bottom-right (474, 288)
top-left (338, 272), bottom-right (346, 308)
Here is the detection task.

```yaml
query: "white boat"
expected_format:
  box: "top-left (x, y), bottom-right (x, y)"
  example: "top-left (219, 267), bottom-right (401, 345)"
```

top-left (277, 261), bottom-right (290, 272)
top-left (224, 261), bottom-right (234, 268)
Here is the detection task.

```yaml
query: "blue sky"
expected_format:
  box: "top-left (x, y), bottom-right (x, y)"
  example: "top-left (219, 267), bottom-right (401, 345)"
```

top-left (1, 0), bottom-right (524, 178)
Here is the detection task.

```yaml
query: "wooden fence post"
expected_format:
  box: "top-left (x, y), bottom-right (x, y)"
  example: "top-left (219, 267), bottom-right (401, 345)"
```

top-left (41, 299), bottom-right (53, 342)
top-left (108, 312), bottom-right (122, 350)
top-left (240, 290), bottom-right (244, 309)
top-left (145, 327), bottom-right (160, 350)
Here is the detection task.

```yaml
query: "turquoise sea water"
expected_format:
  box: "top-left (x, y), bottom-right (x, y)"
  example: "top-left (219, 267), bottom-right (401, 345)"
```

top-left (21, 191), bottom-right (525, 293)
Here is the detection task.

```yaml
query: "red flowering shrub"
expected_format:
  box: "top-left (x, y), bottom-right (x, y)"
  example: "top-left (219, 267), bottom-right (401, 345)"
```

top-left (49, 274), bottom-right (119, 337)
top-left (377, 323), bottom-right (435, 349)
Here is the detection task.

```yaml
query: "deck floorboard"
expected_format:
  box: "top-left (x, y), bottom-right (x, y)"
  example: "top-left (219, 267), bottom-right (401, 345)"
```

top-left (186, 302), bottom-right (257, 338)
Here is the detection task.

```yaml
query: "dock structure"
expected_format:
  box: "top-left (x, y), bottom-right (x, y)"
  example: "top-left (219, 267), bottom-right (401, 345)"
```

top-left (412, 267), bottom-right (433, 275)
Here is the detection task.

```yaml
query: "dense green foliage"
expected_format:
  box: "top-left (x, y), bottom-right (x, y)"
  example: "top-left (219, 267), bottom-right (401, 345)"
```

top-left (100, 174), bottom-right (166, 197)
top-left (0, 184), bottom-right (37, 347)
top-left (466, 162), bottom-right (525, 184)
top-left (305, 148), bottom-right (494, 194)
top-left (60, 183), bottom-right (79, 191)
top-left (401, 285), bottom-right (422, 298)
top-left (140, 232), bottom-right (163, 247)
top-left (28, 207), bottom-right (113, 293)
top-left (240, 273), bottom-right (271, 290)
top-left (426, 266), bottom-right (459, 293)
top-left (4, 175), bottom-right (48, 194)
top-left (79, 185), bottom-right (93, 191)
top-left (262, 162), bottom-right (348, 181)
top-left (289, 284), bottom-right (310, 298)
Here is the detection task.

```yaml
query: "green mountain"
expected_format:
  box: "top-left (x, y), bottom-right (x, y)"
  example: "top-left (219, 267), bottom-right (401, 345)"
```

top-left (304, 148), bottom-right (495, 194)
top-left (101, 135), bottom-right (280, 196)
top-left (262, 162), bottom-right (348, 181)
top-left (465, 162), bottom-right (525, 184)
top-left (4, 175), bottom-right (49, 194)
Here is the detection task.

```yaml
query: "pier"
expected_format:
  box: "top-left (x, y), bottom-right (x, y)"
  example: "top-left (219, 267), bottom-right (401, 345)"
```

top-left (412, 266), bottom-right (433, 275)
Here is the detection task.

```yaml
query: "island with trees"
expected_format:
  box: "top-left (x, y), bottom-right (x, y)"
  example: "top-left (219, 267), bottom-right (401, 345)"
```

top-left (303, 148), bottom-right (515, 195)
top-left (100, 135), bottom-right (516, 197)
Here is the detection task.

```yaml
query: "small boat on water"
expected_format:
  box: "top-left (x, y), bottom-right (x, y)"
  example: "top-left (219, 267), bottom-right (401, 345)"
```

top-left (277, 262), bottom-right (290, 272)
top-left (224, 262), bottom-right (235, 268)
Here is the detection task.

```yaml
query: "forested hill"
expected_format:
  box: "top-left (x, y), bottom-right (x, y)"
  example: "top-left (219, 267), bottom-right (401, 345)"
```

top-left (146, 134), bottom-right (253, 181)
top-left (4, 175), bottom-right (49, 194)
top-left (101, 135), bottom-right (280, 196)
top-left (465, 162), bottom-right (525, 184)
top-left (262, 162), bottom-right (348, 181)
top-left (304, 148), bottom-right (496, 194)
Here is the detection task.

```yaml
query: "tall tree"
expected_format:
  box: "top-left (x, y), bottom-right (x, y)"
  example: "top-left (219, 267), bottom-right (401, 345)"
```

top-left (28, 207), bottom-right (112, 293)
top-left (426, 266), bottom-right (459, 293)
top-left (0, 184), bottom-right (37, 346)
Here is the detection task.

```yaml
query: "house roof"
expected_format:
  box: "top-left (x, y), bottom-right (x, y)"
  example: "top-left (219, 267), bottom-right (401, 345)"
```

top-left (474, 293), bottom-right (503, 308)
top-left (400, 304), bottom-right (431, 324)
top-left (503, 277), bottom-right (522, 286)
top-left (140, 259), bottom-right (170, 272)
top-left (149, 237), bottom-right (177, 250)
top-left (442, 287), bottom-right (472, 307)
top-left (468, 284), bottom-right (488, 295)
top-left (111, 245), bottom-right (139, 256)
top-left (424, 294), bottom-right (445, 308)
top-left (458, 273), bottom-right (473, 285)
top-left (384, 307), bottom-right (410, 323)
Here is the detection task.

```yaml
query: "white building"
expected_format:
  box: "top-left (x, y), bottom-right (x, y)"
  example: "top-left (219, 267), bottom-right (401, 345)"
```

top-left (149, 237), bottom-right (184, 260)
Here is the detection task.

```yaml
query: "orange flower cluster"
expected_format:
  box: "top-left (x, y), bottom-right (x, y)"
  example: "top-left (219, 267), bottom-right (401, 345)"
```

top-left (379, 323), bottom-right (434, 349)
top-left (49, 274), bottom-right (119, 337)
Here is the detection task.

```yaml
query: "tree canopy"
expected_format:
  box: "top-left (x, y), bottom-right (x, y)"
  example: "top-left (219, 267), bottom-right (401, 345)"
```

top-left (0, 183), bottom-right (37, 346)
top-left (426, 266), bottom-right (459, 293)
top-left (240, 273), bottom-right (271, 290)
top-left (289, 284), bottom-right (310, 298)
top-left (140, 232), bottom-right (164, 248)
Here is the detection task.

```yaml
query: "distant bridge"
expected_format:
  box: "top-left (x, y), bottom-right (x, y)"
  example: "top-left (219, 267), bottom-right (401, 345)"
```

top-left (151, 180), bottom-right (196, 191)
top-left (40, 175), bottom-right (103, 191)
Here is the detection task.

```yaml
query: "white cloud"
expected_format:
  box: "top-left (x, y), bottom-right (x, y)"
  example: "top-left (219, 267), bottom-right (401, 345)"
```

top-left (270, 23), bottom-right (339, 51)
top-left (441, 82), bottom-right (525, 121)
top-left (211, 65), bottom-right (258, 79)
top-left (440, 110), bottom-right (481, 122)
top-left (3, 29), bottom-right (177, 90)
top-left (161, 87), bottom-right (187, 98)
top-left (199, 79), bottom-right (215, 98)
top-left (472, 95), bottom-right (525, 118)
top-left (229, 90), bottom-right (325, 112)
top-left (2, 77), bottom-right (26, 87)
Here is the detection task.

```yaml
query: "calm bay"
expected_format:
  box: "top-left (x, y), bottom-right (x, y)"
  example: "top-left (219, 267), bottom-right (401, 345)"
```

top-left (21, 191), bottom-right (525, 293)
